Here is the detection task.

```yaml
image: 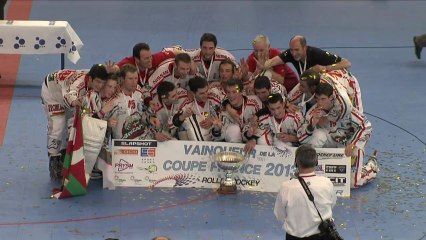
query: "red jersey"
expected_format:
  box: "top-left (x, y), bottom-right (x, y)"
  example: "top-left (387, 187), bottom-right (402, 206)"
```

top-left (247, 48), bottom-right (299, 92)
top-left (117, 51), bottom-right (175, 86)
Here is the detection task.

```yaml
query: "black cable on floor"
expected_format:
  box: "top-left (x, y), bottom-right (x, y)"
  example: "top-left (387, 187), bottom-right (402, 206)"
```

top-left (365, 111), bottom-right (426, 146)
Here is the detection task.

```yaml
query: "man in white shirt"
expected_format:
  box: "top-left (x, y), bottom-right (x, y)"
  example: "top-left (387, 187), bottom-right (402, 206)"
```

top-left (274, 144), bottom-right (336, 239)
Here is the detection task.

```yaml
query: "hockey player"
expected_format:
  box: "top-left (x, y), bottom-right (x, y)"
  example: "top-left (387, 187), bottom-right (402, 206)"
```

top-left (322, 69), bottom-right (363, 113)
top-left (149, 81), bottom-right (188, 141)
top-left (112, 43), bottom-right (179, 86)
top-left (211, 79), bottom-right (263, 153)
top-left (287, 71), bottom-right (352, 122)
top-left (144, 53), bottom-right (194, 98)
top-left (253, 76), bottom-right (286, 106)
top-left (105, 64), bottom-right (159, 140)
top-left (249, 94), bottom-right (303, 149)
top-left (41, 64), bottom-right (109, 180)
top-left (222, 74), bottom-right (286, 123)
top-left (298, 83), bottom-right (378, 188)
top-left (173, 76), bottom-right (220, 141)
top-left (82, 74), bottom-right (119, 184)
top-left (187, 33), bottom-right (236, 83)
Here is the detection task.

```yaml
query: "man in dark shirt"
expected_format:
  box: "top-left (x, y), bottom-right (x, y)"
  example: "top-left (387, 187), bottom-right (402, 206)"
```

top-left (264, 35), bottom-right (351, 76)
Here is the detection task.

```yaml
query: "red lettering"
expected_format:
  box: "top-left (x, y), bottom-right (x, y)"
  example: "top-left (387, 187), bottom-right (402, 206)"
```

top-left (128, 100), bottom-right (136, 109)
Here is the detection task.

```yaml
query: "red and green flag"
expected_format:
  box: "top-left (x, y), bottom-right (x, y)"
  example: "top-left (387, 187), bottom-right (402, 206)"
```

top-left (53, 109), bottom-right (87, 199)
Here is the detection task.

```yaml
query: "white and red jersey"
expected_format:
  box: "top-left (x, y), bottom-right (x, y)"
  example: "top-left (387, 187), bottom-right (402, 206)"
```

top-left (269, 111), bottom-right (303, 146)
top-left (298, 103), bottom-right (371, 150)
top-left (186, 48), bottom-right (236, 83)
top-left (213, 95), bottom-right (263, 142)
top-left (245, 70), bottom-right (287, 99)
top-left (287, 80), bottom-right (352, 122)
top-left (82, 90), bottom-right (102, 117)
top-left (221, 95), bottom-right (263, 129)
top-left (176, 97), bottom-right (221, 141)
top-left (117, 51), bottom-right (175, 86)
top-left (270, 81), bottom-right (287, 98)
top-left (209, 85), bottom-right (226, 107)
top-left (44, 69), bottom-right (88, 108)
top-left (287, 83), bottom-right (304, 104)
top-left (179, 96), bottom-right (221, 119)
top-left (144, 60), bottom-right (194, 98)
top-left (106, 86), bottom-right (152, 140)
top-left (150, 87), bottom-right (188, 135)
top-left (322, 69), bottom-right (363, 113)
top-left (267, 112), bottom-right (303, 137)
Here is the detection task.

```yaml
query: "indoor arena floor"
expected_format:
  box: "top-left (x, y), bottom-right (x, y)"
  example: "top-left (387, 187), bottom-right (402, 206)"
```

top-left (0, 1), bottom-right (425, 240)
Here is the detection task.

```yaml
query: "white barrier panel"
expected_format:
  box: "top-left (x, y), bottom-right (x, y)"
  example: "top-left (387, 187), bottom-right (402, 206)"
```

top-left (112, 140), bottom-right (351, 197)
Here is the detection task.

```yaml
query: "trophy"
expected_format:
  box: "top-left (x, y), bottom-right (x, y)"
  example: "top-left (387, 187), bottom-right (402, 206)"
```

top-left (211, 152), bottom-right (249, 194)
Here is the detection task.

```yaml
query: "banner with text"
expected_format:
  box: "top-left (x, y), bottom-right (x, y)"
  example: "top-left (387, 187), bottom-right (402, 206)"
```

top-left (112, 140), bottom-right (351, 197)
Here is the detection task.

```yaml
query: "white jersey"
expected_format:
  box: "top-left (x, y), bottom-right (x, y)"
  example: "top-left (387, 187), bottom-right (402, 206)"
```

top-left (287, 81), bottom-right (352, 122)
top-left (186, 48), bottom-right (236, 83)
top-left (221, 95), bottom-right (262, 127)
top-left (106, 86), bottom-right (152, 140)
top-left (287, 83), bottom-right (315, 116)
top-left (209, 85), bottom-right (226, 107)
top-left (176, 96), bottom-right (221, 141)
top-left (150, 87), bottom-right (188, 137)
top-left (244, 71), bottom-right (287, 106)
top-left (82, 90), bottom-right (103, 118)
top-left (298, 103), bottom-right (371, 150)
top-left (144, 60), bottom-right (195, 98)
top-left (268, 111), bottom-right (303, 144)
top-left (322, 69), bottom-right (363, 113)
top-left (217, 95), bottom-right (263, 142)
top-left (44, 69), bottom-right (88, 108)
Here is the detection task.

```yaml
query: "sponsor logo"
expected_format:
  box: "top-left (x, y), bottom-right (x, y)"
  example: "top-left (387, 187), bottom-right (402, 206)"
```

top-left (146, 164), bottom-right (158, 173)
top-left (114, 175), bottom-right (126, 183)
top-left (115, 159), bottom-right (133, 172)
top-left (48, 104), bottom-right (65, 113)
top-left (272, 146), bottom-right (291, 158)
top-left (328, 177), bottom-right (347, 186)
top-left (141, 147), bottom-right (156, 157)
top-left (315, 165), bottom-right (324, 173)
top-left (200, 177), bottom-right (260, 187)
top-left (114, 140), bottom-right (157, 147)
top-left (317, 152), bottom-right (345, 159)
top-left (114, 149), bottom-right (139, 155)
top-left (148, 173), bottom-right (198, 188)
top-left (130, 176), bottom-right (143, 185)
top-left (325, 165), bottom-right (347, 174)
top-left (153, 69), bottom-right (171, 86)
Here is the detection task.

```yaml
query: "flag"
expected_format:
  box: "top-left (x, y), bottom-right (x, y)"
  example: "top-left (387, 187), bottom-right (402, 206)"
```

top-left (52, 109), bottom-right (87, 199)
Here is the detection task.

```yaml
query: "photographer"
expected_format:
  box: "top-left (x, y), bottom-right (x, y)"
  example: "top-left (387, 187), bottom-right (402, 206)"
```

top-left (274, 144), bottom-right (337, 240)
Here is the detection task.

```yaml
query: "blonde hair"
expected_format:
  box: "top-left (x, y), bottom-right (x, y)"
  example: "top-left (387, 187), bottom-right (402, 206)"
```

top-left (252, 34), bottom-right (270, 46)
